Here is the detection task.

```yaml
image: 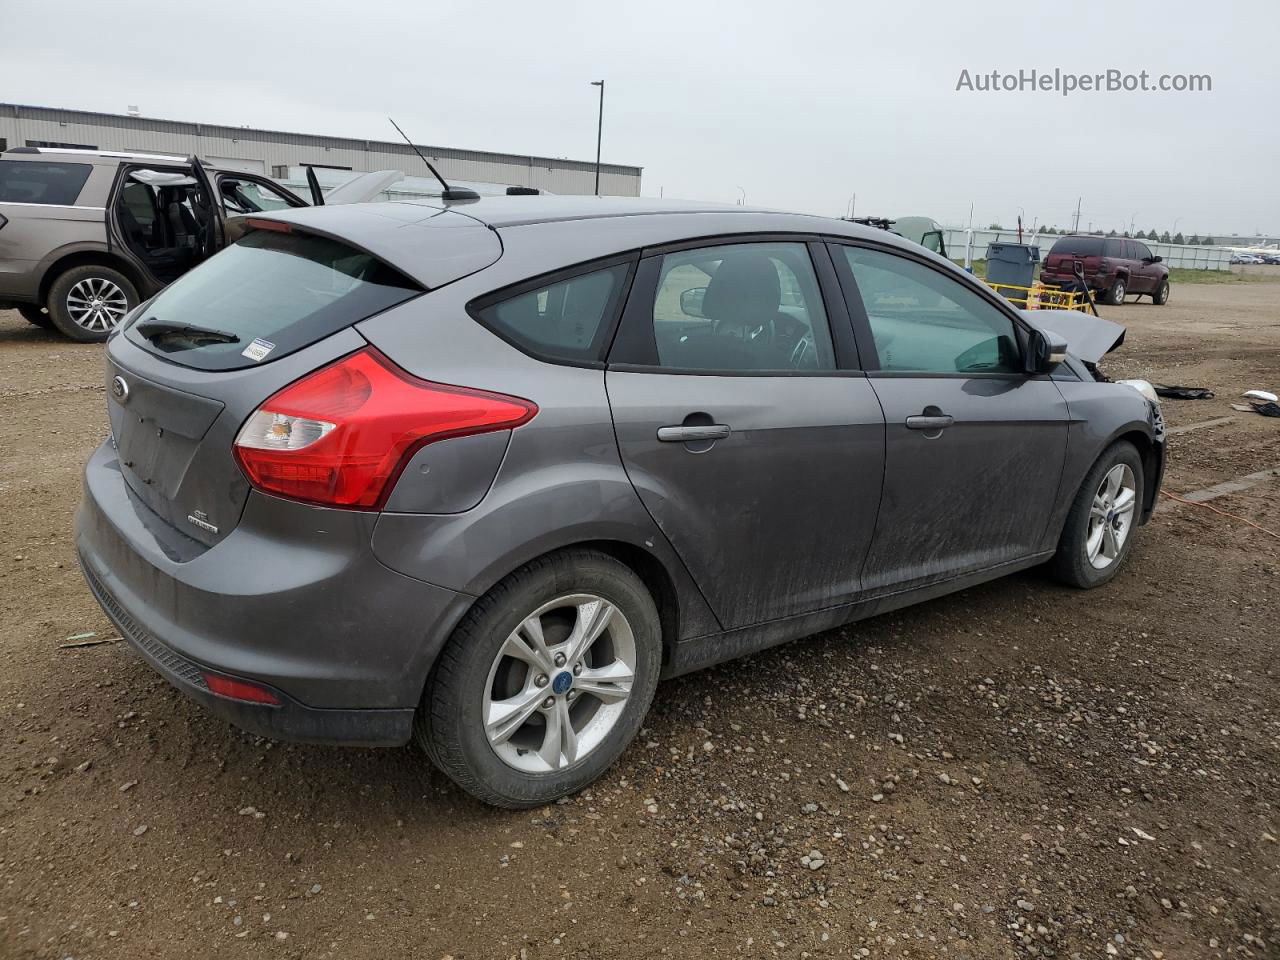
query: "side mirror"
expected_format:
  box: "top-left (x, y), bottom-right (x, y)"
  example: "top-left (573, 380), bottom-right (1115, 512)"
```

top-left (1029, 327), bottom-right (1068, 373)
top-left (1152, 255), bottom-right (1163, 263)
top-left (680, 286), bottom-right (708, 319)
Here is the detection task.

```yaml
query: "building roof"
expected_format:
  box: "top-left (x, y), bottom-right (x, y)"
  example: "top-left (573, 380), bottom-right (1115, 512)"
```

top-left (0, 102), bottom-right (642, 177)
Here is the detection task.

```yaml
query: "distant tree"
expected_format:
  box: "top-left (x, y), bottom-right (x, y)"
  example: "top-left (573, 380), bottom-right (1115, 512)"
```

top-left (987, 223), bottom-right (1004, 230)
top-left (1159, 231), bottom-right (1172, 243)
top-left (1123, 230), bottom-right (1132, 238)
top-left (1044, 226), bottom-right (1058, 234)
top-left (1201, 236), bottom-right (1214, 245)
top-left (1146, 228), bottom-right (1159, 240)
top-left (1188, 234), bottom-right (1200, 245)
top-left (1107, 228), bottom-right (1118, 237)
top-left (1173, 232), bottom-right (1186, 245)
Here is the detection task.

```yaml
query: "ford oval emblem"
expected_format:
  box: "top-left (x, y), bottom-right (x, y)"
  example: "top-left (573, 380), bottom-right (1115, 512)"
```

top-left (111, 375), bottom-right (129, 404)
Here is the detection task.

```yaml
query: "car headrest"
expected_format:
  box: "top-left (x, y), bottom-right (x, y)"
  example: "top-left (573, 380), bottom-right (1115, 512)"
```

top-left (701, 252), bottom-right (780, 323)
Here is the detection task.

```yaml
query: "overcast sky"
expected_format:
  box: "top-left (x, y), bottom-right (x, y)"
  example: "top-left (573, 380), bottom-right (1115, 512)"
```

top-left (3, 0), bottom-right (1276, 235)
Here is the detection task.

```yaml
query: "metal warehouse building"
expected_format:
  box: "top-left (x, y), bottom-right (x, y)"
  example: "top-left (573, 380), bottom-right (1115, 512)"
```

top-left (0, 102), bottom-right (642, 196)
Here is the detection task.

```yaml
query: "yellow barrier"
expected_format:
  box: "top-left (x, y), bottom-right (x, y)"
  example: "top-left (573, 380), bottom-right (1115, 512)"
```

top-left (985, 281), bottom-right (1090, 312)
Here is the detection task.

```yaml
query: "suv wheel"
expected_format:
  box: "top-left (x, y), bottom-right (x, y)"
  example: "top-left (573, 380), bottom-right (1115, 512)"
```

top-left (1050, 441), bottom-right (1144, 589)
top-left (17, 304), bottom-right (52, 328)
top-left (1105, 277), bottom-right (1127, 305)
top-left (1152, 279), bottom-right (1170, 305)
top-left (417, 550), bottom-right (662, 808)
top-left (48, 265), bottom-right (138, 342)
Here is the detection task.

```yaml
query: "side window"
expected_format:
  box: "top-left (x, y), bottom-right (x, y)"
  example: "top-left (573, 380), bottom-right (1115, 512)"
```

top-left (219, 177), bottom-right (296, 214)
top-left (840, 246), bottom-right (1021, 374)
top-left (0, 160), bottom-right (92, 205)
top-left (474, 263), bottom-right (630, 363)
top-left (1105, 238), bottom-right (1123, 258)
top-left (1134, 242), bottom-right (1152, 261)
top-left (649, 242), bottom-right (836, 371)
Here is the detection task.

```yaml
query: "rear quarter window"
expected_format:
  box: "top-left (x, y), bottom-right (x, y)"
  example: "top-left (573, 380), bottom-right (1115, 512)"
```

top-left (0, 159), bottom-right (92, 205)
top-left (471, 261), bottom-right (632, 364)
top-left (124, 228), bottom-right (421, 371)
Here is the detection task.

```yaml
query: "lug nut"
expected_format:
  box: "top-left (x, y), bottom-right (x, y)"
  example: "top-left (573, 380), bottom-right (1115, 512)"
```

top-left (535, 674), bottom-right (549, 688)
top-left (553, 652), bottom-right (566, 667)
top-left (542, 696), bottom-right (555, 709)
top-left (572, 663), bottom-right (583, 676)
top-left (566, 690), bottom-right (578, 701)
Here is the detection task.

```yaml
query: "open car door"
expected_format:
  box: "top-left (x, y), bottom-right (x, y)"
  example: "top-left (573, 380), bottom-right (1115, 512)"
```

top-left (305, 165), bottom-right (325, 206)
top-left (187, 156), bottom-right (224, 257)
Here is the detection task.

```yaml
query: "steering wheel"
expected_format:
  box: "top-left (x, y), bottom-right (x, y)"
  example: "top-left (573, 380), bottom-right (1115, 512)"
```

top-left (714, 316), bottom-right (775, 346)
top-left (790, 332), bottom-right (816, 369)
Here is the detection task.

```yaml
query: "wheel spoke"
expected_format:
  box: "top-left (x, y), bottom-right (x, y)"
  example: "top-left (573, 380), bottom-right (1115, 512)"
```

top-left (1086, 523), bottom-right (1105, 562)
top-left (1102, 524), bottom-right (1120, 559)
top-left (486, 686), bottom-right (544, 745)
top-left (575, 659), bottom-right (634, 704)
top-left (1113, 487), bottom-right (1137, 517)
top-left (536, 697), bottom-right (577, 769)
top-left (501, 617), bottom-right (553, 672)
top-left (564, 598), bottom-right (615, 665)
top-left (1105, 467), bottom-right (1122, 500)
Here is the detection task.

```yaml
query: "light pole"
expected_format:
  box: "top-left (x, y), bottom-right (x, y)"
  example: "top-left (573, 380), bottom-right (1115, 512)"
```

top-left (590, 81), bottom-right (604, 196)
top-left (736, 186), bottom-right (746, 206)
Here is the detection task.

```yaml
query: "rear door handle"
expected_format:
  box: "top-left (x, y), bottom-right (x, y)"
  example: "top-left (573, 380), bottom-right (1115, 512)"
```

top-left (657, 424), bottom-right (731, 443)
top-left (905, 414), bottom-right (954, 430)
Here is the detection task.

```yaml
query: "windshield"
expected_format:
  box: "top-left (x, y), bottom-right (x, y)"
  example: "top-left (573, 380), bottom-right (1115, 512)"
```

top-left (125, 229), bottom-right (421, 371)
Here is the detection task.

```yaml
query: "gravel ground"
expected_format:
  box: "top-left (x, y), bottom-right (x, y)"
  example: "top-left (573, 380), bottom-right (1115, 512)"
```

top-left (1, 276), bottom-right (1279, 959)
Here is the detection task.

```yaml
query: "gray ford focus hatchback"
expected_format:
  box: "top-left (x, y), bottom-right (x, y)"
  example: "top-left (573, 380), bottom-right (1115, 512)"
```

top-left (76, 196), bottom-right (1164, 807)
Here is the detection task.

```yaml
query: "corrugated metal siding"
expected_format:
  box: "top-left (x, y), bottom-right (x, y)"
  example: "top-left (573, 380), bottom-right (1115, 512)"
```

top-left (0, 103), bottom-right (642, 196)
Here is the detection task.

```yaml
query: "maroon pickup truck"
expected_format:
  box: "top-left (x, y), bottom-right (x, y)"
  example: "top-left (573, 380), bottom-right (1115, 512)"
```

top-left (1040, 235), bottom-right (1171, 306)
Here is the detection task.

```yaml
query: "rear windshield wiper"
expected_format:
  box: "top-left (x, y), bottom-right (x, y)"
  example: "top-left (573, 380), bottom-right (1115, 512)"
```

top-left (135, 318), bottom-right (240, 346)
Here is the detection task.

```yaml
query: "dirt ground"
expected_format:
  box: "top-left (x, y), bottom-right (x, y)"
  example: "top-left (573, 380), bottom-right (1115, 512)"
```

top-left (2, 276), bottom-right (1279, 960)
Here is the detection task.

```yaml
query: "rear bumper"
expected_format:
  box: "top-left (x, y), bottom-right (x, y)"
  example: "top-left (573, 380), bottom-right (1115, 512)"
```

top-left (74, 439), bottom-right (475, 746)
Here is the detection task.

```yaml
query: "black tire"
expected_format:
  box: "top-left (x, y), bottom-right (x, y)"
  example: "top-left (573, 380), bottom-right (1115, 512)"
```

top-left (1105, 276), bottom-right (1127, 305)
top-left (17, 304), bottom-right (52, 328)
top-left (47, 264), bottom-right (138, 343)
top-left (1152, 279), bottom-right (1170, 305)
top-left (1049, 441), bottom-right (1145, 589)
top-left (416, 549), bottom-right (662, 808)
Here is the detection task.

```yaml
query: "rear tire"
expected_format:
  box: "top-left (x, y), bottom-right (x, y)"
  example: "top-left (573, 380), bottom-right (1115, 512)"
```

top-left (47, 265), bottom-right (138, 343)
top-left (1152, 279), bottom-right (1170, 305)
top-left (1050, 441), bottom-right (1144, 589)
top-left (1105, 277), bottom-right (1127, 305)
top-left (416, 549), bottom-right (662, 808)
top-left (17, 304), bottom-right (52, 328)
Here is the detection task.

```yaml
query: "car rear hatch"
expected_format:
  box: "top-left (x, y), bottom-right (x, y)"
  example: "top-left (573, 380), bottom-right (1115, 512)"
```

top-left (106, 203), bottom-right (500, 549)
top-left (1043, 236), bottom-right (1106, 280)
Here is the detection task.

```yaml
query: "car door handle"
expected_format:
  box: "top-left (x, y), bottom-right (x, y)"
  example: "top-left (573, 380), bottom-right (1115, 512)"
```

top-left (657, 424), bottom-right (731, 443)
top-left (905, 414), bottom-right (954, 430)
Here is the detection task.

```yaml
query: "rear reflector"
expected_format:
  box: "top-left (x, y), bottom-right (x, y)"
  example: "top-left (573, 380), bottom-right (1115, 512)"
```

top-left (234, 346), bottom-right (536, 509)
top-left (202, 672), bottom-right (281, 705)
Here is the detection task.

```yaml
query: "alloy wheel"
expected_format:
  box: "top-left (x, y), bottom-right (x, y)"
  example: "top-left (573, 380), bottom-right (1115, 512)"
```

top-left (1086, 463), bottom-right (1137, 569)
top-left (65, 277), bottom-right (129, 332)
top-left (482, 594), bottom-right (636, 773)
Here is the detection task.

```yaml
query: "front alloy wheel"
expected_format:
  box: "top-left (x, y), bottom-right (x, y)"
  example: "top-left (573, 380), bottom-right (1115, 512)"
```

top-left (1085, 463), bottom-right (1137, 569)
top-left (1050, 440), bottom-right (1145, 588)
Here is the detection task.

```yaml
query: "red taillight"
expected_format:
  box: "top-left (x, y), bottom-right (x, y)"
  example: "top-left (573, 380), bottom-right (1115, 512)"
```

top-left (202, 672), bottom-right (281, 705)
top-left (233, 346), bottom-right (536, 509)
top-left (243, 217), bottom-right (291, 233)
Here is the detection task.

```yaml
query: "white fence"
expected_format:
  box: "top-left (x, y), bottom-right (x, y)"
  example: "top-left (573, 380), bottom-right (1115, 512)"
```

top-left (942, 228), bottom-right (1233, 271)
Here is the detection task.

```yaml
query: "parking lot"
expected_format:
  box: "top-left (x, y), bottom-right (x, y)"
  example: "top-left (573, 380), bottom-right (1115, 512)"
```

top-left (2, 275), bottom-right (1278, 959)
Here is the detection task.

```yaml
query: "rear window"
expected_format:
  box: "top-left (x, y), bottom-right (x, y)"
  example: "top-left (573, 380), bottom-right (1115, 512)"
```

top-left (472, 262), bottom-right (631, 363)
top-left (0, 159), bottom-right (92, 205)
top-left (125, 228), bottom-right (421, 371)
top-left (1049, 236), bottom-right (1105, 257)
